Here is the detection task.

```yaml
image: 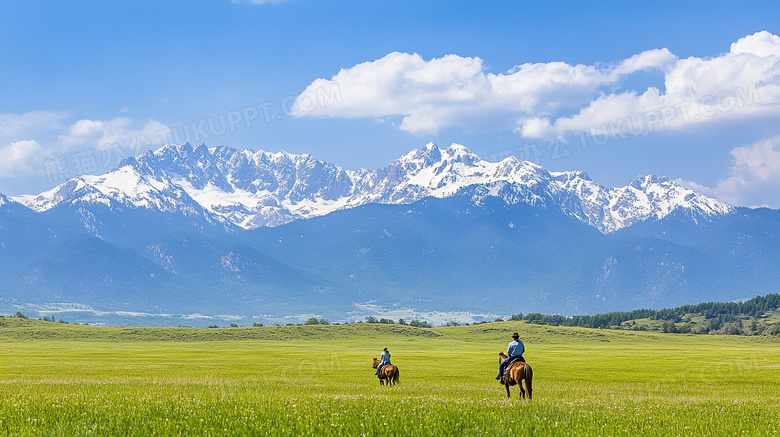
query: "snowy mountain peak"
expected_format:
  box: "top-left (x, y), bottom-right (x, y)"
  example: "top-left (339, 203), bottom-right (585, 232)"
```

top-left (0, 192), bottom-right (14, 208)
top-left (443, 142), bottom-right (475, 157)
top-left (552, 169), bottom-right (592, 183)
top-left (153, 142), bottom-right (192, 158)
top-left (14, 177), bottom-right (92, 212)
top-left (10, 142), bottom-right (734, 233)
top-left (393, 142), bottom-right (484, 181)
top-left (399, 142), bottom-right (443, 166)
top-left (442, 143), bottom-right (479, 165)
top-left (629, 174), bottom-right (669, 189)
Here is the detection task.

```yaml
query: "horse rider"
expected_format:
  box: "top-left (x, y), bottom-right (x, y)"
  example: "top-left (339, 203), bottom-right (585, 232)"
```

top-left (375, 347), bottom-right (391, 376)
top-left (496, 332), bottom-right (525, 381)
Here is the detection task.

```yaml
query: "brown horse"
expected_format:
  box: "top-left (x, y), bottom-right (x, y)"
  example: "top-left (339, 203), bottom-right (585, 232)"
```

top-left (498, 352), bottom-right (533, 399)
top-left (372, 357), bottom-right (400, 386)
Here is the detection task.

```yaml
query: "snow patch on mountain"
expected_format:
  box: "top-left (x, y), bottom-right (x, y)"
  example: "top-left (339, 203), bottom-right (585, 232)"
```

top-left (551, 172), bottom-right (732, 233)
top-left (13, 167), bottom-right (206, 217)
top-left (14, 178), bottom-right (112, 212)
top-left (11, 142), bottom-right (734, 233)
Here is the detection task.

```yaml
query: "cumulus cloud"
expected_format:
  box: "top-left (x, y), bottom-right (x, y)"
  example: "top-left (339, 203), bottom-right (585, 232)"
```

top-left (58, 117), bottom-right (169, 151)
top-left (679, 136), bottom-right (780, 208)
top-left (0, 140), bottom-right (49, 178)
top-left (294, 32), bottom-right (780, 140)
top-left (526, 31), bottom-right (780, 138)
top-left (610, 48), bottom-right (678, 77)
top-left (731, 30), bottom-right (780, 57)
top-left (293, 50), bottom-right (667, 135)
top-left (0, 111), bottom-right (68, 138)
top-left (0, 115), bottom-right (169, 180)
top-left (0, 112), bottom-right (65, 178)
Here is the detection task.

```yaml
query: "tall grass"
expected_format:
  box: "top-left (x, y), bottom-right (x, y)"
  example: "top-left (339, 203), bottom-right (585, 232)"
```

top-left (1, 319), bottom-right (778, 436)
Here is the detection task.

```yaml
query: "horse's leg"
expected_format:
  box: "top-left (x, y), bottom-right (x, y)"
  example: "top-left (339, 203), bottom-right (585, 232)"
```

top-left (514, 369), bottom-right (524, 398)
top-left (504, 382), bottom-right (511, 399)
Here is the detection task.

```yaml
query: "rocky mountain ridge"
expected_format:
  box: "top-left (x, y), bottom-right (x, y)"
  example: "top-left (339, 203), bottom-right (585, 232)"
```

top-left (11, 142), bottom-right (733, 234)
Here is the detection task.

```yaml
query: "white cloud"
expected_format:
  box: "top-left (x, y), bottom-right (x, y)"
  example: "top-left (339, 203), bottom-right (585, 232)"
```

top-left (530, 31), bottom-right (780, 139)
top-left (0, 114), bottom-right (169, 180)
top-left (679, 136), bottom-right (780, 208)
top-left (611, 48), bottom-right (678, 77)
top-left (58, 117), bottom-right (168, 151)
top-left (0, 140), bottom-right (49, 178)
top-left (294, 32), bottom-right (780, 140)
top-left (0, 111), bottom-right (68, 138)
top-left (730, 30), bottom-right (780, 57)
top-left (518, 117), bottom-right (555, 139)
top-left (293, 51), bottom-right (632, 135)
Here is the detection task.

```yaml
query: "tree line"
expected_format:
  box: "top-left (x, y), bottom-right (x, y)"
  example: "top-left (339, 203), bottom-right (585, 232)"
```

top-left (508, 294), bottom-right (780, 335)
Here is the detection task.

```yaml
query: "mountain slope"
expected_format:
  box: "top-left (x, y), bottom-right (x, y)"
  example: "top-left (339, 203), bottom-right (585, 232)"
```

top-left (1, 190), bottom-right (776, 325)
top-left (1, 144), bottom-right (773, 326)
top-left (12, 142), bottom-right (733, 234)
top-left (243, 193), bottom-right (756, 316)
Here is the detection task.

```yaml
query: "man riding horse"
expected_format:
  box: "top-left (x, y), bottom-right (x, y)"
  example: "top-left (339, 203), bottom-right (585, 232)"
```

top-left (496, 332), bottom-right (525, 381)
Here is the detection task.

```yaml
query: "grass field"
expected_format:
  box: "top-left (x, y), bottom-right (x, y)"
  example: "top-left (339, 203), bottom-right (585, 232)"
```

top-left (1, 317), bottom-right (779, 436)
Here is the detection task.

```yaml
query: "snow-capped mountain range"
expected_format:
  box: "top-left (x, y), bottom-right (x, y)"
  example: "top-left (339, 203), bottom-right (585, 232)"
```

top-left (11, 142), bottom-right (732, 234)
top-left (3, 142), bottom-right (779, 326)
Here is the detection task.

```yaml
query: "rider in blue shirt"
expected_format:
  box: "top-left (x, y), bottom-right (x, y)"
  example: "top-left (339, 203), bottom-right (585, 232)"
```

top-left (496, 332), bottom-right (525, 381)
top-left (375, 347), bottom-right (391, 375)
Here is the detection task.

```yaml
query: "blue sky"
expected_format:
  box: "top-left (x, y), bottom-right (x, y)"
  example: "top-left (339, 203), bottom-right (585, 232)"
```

top-left (2, 0), bottom-right (780, 207)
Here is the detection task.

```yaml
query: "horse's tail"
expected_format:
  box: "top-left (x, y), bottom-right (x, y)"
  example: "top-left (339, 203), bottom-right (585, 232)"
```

top-left (525, 364), bottom-right (533, 400)
top-left (393, 367), bottom-right (400, 385)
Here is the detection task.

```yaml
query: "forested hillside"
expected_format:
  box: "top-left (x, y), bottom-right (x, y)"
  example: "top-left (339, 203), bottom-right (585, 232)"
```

top-left (508, 294), bottom-right (780, 335)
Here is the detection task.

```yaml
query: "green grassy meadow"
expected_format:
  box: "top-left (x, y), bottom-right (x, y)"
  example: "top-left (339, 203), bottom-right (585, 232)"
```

top-left (1, 318), bottom-right (779, 436)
